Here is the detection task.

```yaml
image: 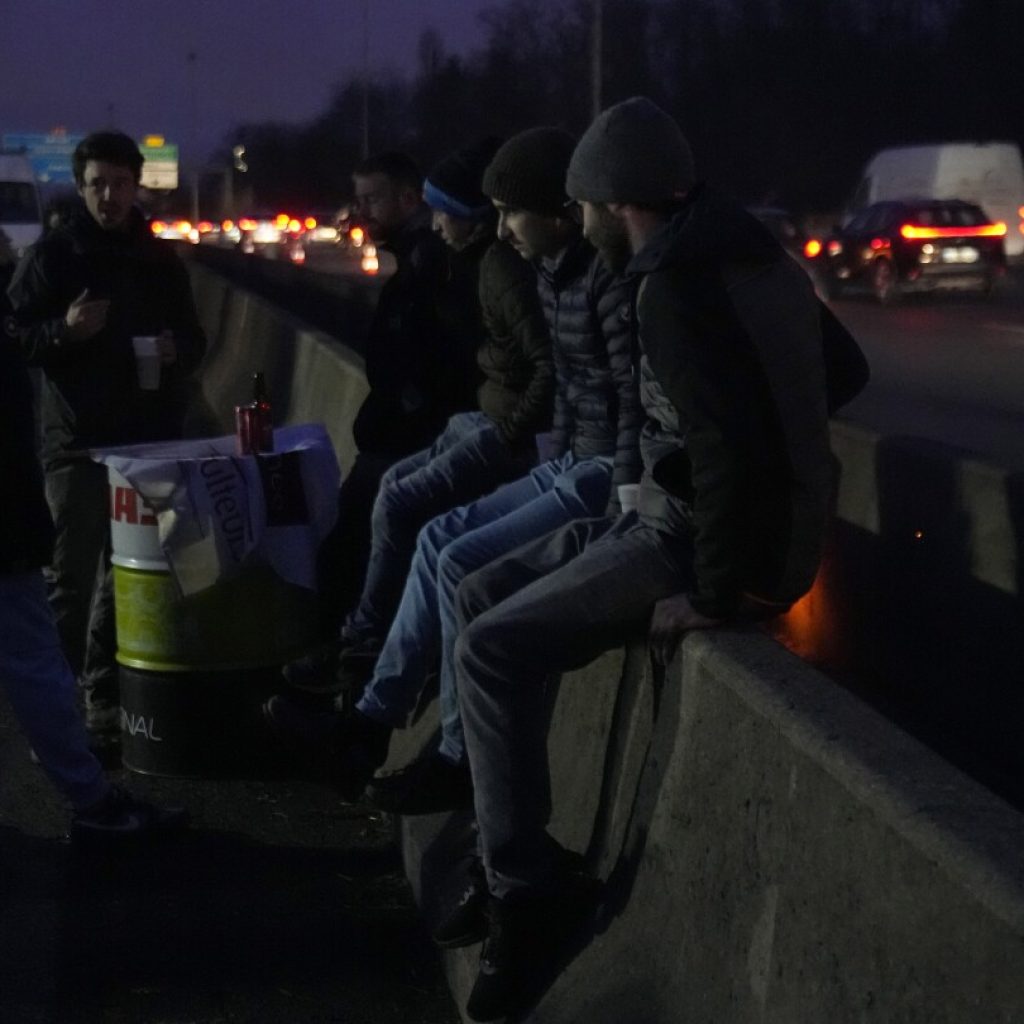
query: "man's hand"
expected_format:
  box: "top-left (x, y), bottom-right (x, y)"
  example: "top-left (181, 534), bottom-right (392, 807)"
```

top-left (648, 592), bottom-right (722, 666)
top-left (64, 289), bottom-right (110, 342)
top-left (156, 329), bottom-right (178, 366)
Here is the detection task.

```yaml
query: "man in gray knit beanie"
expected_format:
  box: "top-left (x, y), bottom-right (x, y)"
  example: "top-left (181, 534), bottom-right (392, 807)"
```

top-left (565, 95), bottom-right (695, 205)
top-left (450, 96), bottom-right (862, 1023)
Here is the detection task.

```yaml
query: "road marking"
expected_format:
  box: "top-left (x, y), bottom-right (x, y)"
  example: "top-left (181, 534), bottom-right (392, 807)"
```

top-left (983, 322), bottom-right (1024, 335)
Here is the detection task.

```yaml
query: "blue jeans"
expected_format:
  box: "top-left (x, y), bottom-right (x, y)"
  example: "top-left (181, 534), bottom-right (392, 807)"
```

top-left (453, 515), bottom-right (695, 898)
top-left (0, 572), bottom-right (109, 811)
top-left (344, 412), bottom-right (533, 643)
top-left (356, 453), bottom-right (614, 763)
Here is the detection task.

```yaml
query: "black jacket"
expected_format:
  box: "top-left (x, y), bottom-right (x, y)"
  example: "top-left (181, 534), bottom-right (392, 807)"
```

top-left (475, 240), bottom-right (554, 447)
top-left (352, 208), bottom-right (484, 457)
top-left (538, 235), bottom-right (642, 498)
top-left (630, 185), bottom-right (867, 617)
top-left (1, 264), bottom-right (54, 573)
top-left (6, 206), bottom-right (207, 468)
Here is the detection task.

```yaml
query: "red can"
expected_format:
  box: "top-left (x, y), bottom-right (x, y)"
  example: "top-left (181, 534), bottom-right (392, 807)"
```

top-left (235, 404), bottom-right (258, 455)
top-left (236, 403), bottom-right (275, 455)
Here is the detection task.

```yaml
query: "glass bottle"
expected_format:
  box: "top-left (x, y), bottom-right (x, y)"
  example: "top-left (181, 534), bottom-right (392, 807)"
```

top-left (251, 371), bottom-right (274, 452)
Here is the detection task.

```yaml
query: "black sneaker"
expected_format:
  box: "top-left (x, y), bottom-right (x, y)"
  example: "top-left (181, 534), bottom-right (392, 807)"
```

top-left (262, 692), bottom-right (344, 747)
top-left (465, 874), bottom-right (602, 1022)
top-left (70, 784), bottom-right (189, 842)
top-left (261, 695), bottom-right (391, 801)
top-left (334, 710), bottom-right (393, 801)
top-left (334, 637), bottom-right (382, 700)
top-left (365, 753), bottom-right (473, 814)
top-left (432, 857), bottom-right (487, 949)
top-left (281, 641), bottom-right (342, 695)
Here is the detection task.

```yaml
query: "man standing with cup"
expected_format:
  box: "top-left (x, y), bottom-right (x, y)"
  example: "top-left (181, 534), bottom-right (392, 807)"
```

top-left (6, 131), bottom-right (207, 747)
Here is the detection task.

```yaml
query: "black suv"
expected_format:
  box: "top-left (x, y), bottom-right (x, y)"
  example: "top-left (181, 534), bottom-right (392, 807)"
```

top-left (822, 199), bottom-right (1007, 303)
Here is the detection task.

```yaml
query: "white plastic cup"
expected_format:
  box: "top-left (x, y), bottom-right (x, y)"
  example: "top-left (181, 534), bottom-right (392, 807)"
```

top-left (618, 483), bottom-right (640, 514)
top-left (132, 336), bottom-right (161, 390)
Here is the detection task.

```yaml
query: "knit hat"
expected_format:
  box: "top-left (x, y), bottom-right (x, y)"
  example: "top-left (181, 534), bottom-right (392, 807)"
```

top-left (566, 97), bottom-right (695, 204)
top-left (423, 136), bottom-right (503, 220)
top-left (482, 127), bottom-right (577, 216)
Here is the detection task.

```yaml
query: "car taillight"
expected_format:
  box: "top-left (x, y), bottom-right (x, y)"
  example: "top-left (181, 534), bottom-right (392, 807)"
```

top-left (304, 217), bottom-right (317, 230)
top-left (899, 222), bottom-right (1007, 239)
top-left (826, 240), bottom-right (842, 257)
top-left (150, 220), bottom-right (167, 235)
top-left (803, 238), bottom-right (822, 259)
top-left (869, 237), bottom-right (890, 250)
top-left (239, 217), bottom-right (257, 231)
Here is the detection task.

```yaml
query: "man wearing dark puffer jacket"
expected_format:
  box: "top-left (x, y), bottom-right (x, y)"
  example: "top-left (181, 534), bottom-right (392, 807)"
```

top-left (448, 98), bottom-right (867, 1023)
top-left (6, 131), bottom-right (206, 744)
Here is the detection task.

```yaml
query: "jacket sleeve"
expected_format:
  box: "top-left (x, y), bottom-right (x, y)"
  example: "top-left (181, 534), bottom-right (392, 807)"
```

top-left (5, 242), bottom-right (74, 367)
top-left (645, 258), bottom-right (832, 618)
top-left (483, 251), bottom-right (554, 446)
top-left (547, 330), bottom-right (570, 460)
top-left (591, 262), bottom-right (642, 506)
top-left (641, 271), bottom-right (750, 618)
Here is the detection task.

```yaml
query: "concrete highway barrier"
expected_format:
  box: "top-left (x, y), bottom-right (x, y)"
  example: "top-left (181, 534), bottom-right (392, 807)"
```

top-left (186, 259), bottom-right (1024, 1023)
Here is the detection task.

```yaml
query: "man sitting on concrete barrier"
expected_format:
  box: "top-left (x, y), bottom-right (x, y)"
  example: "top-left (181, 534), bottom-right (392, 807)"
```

top-left (265, 127), bottom-right (643, 807)
top-left (6, 131), bottom-right (207, 748)
top-left (289, 149), bottom-right (492, 689)
top-left (447, 97), bottom-right (853, 1022)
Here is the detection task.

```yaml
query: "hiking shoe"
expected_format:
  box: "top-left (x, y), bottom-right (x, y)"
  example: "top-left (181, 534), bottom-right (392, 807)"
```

top-left (70, 784), bottom-right (189, 842)
top-left (465, 874), bottom-right (603, 1022)
top-left (365, 753), bottom-right (473, 815)
top-left (433, 857), bottom-right (487, 949)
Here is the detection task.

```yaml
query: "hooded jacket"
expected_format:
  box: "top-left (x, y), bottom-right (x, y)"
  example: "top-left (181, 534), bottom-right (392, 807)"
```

top-left (6, 206), bottom-right (207, 468)
top-left (630, 184), bottom-right (866, 617)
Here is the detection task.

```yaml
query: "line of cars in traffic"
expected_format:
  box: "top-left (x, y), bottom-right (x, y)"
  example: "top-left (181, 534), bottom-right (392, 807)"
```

top-left (150, 209), bottom-right (380, 273)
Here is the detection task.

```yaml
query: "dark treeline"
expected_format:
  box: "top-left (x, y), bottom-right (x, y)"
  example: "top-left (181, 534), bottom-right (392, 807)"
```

top-left (219, 0), bottom-right (1024, 216)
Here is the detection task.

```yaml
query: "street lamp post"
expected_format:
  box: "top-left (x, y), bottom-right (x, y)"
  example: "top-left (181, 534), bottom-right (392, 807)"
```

top-left (187, 50), bottom-right (200, 224)
top-left (591, 0), bottom-right (603, 120)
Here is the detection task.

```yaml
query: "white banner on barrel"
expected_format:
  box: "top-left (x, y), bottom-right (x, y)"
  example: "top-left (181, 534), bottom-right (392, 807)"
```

top-left (92, 423), bottom-right (341, 597)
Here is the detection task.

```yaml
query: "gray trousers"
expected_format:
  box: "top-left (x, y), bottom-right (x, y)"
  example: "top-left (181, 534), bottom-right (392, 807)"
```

top-left (44, 459), bottom-right (118, 711)
top-left (453, 513), bottom-right (694, 898)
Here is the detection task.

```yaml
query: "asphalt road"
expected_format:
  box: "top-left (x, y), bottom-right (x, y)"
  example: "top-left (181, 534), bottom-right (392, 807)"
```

top-left (0, 692), bottom-right (460, 1024)
top-left (831, 269), bottom-right (1024, 469)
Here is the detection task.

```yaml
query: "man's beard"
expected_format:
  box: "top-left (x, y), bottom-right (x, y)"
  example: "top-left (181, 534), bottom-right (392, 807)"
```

top-left (597, 236), bottom-right (632, 274)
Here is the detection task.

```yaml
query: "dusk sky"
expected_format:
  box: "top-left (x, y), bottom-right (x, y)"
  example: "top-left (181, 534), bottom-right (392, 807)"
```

top-left (1, 0), bottom-right (496, 166)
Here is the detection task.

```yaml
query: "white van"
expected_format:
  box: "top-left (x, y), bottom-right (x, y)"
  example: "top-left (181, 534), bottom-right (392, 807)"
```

top-left (848, 142), bottom-right (1024, 258)
top-left (0, 152), bottom-right (43, 257)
